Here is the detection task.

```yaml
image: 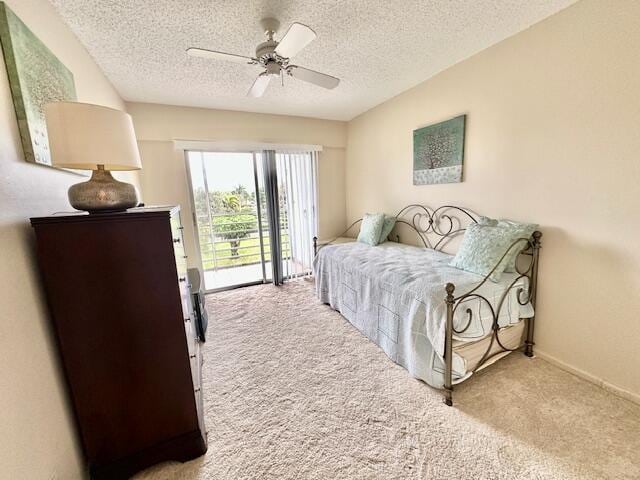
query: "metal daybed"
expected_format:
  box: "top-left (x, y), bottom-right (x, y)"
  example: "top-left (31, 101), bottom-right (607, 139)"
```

top-left (312, 204), bottom-right (542, 406)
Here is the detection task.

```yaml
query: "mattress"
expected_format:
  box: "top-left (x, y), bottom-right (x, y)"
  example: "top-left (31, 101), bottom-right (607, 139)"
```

top-left (314, 240), bottom-right (533, 388)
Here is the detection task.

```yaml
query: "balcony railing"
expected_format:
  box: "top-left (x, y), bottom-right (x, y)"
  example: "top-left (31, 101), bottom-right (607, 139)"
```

top-left (195, 211), bottom-right (290, 271)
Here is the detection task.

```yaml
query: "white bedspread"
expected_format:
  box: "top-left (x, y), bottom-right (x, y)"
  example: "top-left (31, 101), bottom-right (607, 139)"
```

top-left (313, 241), bottom-right (533, 388)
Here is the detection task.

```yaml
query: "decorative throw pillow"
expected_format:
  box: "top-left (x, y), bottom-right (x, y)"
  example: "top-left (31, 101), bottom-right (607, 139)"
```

top-left (378, 215), bottom-right (396, 243)
top-left (449, 223), bottom-right (518, 282)
top-left (496, 220), bottom-right (538, 272)
top-left (358, 213), bottom-right (384, 247)
top-left (477, 216), bottom-right (499, 227)
top-left (357, 213), bottom-right (385, 246)
top-left (475, 217), bottom-right (538, 272)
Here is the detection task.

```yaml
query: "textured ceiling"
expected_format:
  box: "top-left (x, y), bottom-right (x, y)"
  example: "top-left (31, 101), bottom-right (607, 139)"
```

top-left (49, 0), bottom-right (576, 121)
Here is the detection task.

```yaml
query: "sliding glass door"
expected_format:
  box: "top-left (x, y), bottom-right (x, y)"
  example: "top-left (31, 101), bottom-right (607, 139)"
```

top-left (186, 150), bottom-right (317, 291)
top-left (187, 152), bottom-right (266, 290)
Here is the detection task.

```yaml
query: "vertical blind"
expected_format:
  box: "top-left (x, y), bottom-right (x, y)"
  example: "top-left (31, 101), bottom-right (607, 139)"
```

top-left (276, 151), bottom-right (318, 279)
top-left (261, 150), bottom-right (283, 285)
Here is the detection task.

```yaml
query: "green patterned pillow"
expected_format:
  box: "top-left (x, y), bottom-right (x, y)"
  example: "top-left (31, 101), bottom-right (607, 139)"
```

top-left (497, 220), bottom-right (537, 272)
top-left (357, 213), bottom-right (385, 246)
top-left (449, 223), bottom-right (518, 282)
top-left (476, 217), bottom-right (538, 272)
top-left (477, 216), bottom-right (499, 227)
top-left (378, 215), bottom-right (396, 243)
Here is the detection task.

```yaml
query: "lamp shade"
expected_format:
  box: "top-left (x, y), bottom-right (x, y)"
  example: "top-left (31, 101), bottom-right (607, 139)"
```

top-left (45, 102), bottom-right (142, 171)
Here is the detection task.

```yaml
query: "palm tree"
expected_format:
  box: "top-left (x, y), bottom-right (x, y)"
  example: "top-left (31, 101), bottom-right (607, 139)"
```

top-left (221, 194), bottom-right (240, 213)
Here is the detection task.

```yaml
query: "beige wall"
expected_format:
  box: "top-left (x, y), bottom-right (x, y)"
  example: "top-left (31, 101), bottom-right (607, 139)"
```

top-left (2, 3), bottom-right (637, 479)
top-left (0, 1), bottom-right (134, 478)
top-left (346, 0), bottom-right (640, 400)
top-left (128, 102), bottom-right (347, 271)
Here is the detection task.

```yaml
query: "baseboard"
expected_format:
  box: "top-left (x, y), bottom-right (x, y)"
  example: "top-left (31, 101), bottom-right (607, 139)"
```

top-left (535, 349), bottom-right (640, 406)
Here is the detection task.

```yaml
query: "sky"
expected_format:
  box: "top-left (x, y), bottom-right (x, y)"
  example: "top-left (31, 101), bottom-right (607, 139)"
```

top-left (187, 151), bottom-right (259, 193)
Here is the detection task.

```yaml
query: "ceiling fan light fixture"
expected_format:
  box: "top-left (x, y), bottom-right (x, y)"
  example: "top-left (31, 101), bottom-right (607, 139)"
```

top-left (265, 61), bottom-right (281, 76)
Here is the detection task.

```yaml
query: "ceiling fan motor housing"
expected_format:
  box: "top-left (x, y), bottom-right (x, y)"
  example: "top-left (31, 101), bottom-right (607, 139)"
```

top-left (255, 40), bottom-right (276, 59)
top-left (256, 40), bottom-right (286, 66)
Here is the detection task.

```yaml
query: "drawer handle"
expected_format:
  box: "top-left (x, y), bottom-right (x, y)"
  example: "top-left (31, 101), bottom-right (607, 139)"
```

top-left (173, 237), bottom-right (181, 243)
top-left (178, 226), bottom-right (184, 230)
top-left (190, 354), bottom-right (196, 359)
top-left (184, 317), bottom-right (191, 323)
top-left (194, 387), bottom-right (201, 393)
top-left (183, 255), bottom-right (188, 259)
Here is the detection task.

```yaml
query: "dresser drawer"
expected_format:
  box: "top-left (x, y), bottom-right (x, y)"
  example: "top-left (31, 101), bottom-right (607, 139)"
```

top-left (173, 239), bottom-right (186, 266)
top-left (170, 210), bottom-right (184, 237)
top-left (178, 271), bottom-right (191, 305)
top-left (175, 247), bottom-right (188, 274)
top-left (170, 211), bottom-right (187, 261)
top-left (194, 385), bottom-right (205, 435)
top-left (183, 309), bottom-right (197, 355)
top-left (189, 341), bottom-right (202, 388)
top-left (191, 342), bottom-right (205, 434)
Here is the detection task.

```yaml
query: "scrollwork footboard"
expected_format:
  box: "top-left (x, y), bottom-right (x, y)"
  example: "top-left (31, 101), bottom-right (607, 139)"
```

top-left (442, 231), bottom-right (542, 406)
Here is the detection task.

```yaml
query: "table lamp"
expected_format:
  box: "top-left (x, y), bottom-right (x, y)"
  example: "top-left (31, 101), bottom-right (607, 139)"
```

top-left (45, 102), bottom-right (142, 213)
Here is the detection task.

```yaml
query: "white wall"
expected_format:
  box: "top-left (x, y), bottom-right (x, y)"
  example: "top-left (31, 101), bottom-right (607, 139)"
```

top-left (0, 1), bottom-right (135, 477)
top-left (346, 0), bottom-right (640, 400)
top-left (128, 102), bottom-right (347, 271)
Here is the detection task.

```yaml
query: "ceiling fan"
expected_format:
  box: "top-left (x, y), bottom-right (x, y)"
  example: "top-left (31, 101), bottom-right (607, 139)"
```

top-left (186, 18), bottom-right (340, 98)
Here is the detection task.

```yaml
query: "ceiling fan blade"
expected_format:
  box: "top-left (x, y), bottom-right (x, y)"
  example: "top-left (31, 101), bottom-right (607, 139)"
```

top-left (274, 23), bottom-right (316, 59)
top-left (288, 66), bottom-right (340, 90)
top-left (247, 73), bottom-right (272, 98)
top-left (187, 48), bottom-right (257, 64)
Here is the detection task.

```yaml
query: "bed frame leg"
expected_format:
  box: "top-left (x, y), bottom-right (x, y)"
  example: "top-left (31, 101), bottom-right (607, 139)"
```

top-left (524, 316), bottom-right (535, 357)
top-left (524, 231), bottom-right (542, 358)
top-left (443, 283), bottom-right (455, 406)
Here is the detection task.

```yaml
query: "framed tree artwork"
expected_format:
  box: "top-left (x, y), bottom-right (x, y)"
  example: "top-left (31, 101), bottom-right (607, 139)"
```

top-left (0, 2), bottom-right (77, 166)
top-left (413, 115), bottom-right (466, 185)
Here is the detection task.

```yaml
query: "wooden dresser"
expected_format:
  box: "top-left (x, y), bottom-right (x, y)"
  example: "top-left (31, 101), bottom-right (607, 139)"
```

top-left (30, 206), bottom-right (206, 479)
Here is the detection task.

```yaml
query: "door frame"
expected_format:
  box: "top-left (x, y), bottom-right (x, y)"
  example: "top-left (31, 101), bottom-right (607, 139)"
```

top-left (183, 148), bottom-right (318, 293)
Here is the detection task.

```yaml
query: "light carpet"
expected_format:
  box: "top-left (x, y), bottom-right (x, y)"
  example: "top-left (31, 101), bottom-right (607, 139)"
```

top-left (135, 280), bottom-right (640, 479)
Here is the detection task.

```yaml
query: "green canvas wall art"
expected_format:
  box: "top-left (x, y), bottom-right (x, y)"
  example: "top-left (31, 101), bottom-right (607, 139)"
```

top-left (413, 115), bottom-right (466, 185)
top-left (0, 2), bottom-right (77, 166)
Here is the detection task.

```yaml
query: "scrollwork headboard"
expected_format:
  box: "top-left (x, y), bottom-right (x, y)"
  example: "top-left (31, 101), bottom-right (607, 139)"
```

top-left (314, 204), bottom-right (480, 253)
top-left (393, 204), bottom-right (478, 251)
